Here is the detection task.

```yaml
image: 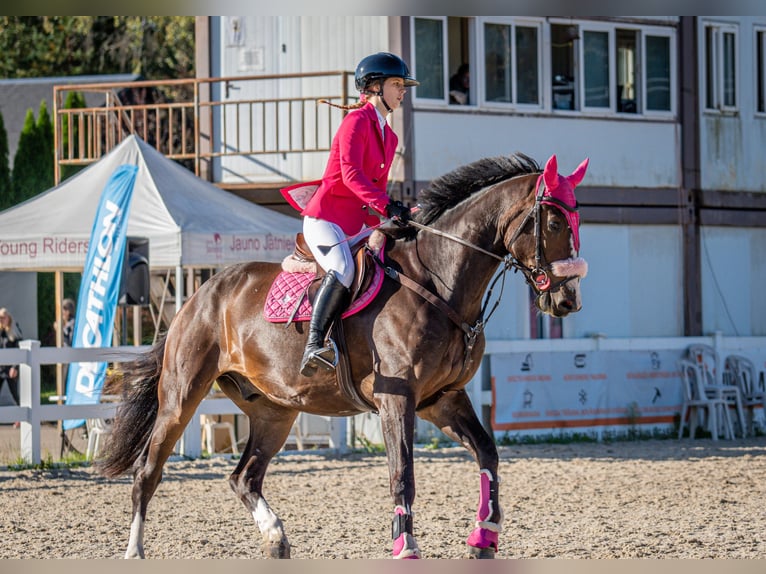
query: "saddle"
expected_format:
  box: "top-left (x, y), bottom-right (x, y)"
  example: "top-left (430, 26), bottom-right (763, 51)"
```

top-left (264, 231), bottom-right (385, 413)
top-left (263, 231), bottom-right (386, 324)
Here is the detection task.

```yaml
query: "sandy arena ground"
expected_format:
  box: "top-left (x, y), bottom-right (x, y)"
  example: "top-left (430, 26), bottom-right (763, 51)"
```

top-left (1, 422), bottom-right (766, 560)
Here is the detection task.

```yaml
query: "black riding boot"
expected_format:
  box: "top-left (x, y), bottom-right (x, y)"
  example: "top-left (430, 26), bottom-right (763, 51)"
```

top-left (300, 272), bottom-right (351, 377)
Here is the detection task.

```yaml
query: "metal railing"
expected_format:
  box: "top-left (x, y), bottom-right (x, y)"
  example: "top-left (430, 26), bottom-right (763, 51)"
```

top-left (53, 71), bottom-right (354, 185)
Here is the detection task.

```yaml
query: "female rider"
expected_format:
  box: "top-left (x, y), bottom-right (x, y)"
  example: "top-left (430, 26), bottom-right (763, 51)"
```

top-left (298, 52), bottom-right (417, 377)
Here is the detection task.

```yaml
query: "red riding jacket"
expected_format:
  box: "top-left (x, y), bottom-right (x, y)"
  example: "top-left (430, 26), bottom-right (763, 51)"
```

top-left (301, 102), bottom-right (397, 235)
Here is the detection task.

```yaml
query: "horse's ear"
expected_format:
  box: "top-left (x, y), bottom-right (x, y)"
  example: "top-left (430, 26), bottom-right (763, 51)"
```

top-left (567, 158), bottom-right (590, 188)
top-left (543, 154), bottom-right (558, 189)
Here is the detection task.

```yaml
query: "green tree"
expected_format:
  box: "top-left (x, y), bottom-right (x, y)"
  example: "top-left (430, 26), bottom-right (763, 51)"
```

top-left (11, 101), bottom-right (53, 204)
top-left (0, 17), bottom-right (195, 80)
top-left (0, 112), bottom-right (11, 210)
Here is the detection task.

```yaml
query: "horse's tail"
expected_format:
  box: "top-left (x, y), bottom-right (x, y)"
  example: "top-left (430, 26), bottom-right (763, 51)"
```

top-left (97, 333), bottom-right (167, 478)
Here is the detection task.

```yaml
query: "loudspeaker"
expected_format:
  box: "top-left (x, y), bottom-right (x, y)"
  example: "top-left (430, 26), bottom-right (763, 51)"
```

top-left (119, 236), bottom-right (150, 306)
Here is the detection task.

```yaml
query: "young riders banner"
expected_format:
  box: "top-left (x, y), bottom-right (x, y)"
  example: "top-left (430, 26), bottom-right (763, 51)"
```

top-left (63, 164), bottom-right (138, 430)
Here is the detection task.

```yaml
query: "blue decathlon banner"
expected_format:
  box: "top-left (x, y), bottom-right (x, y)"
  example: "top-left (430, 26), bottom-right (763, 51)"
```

top-left (64, 164), bottom-right (138, 430)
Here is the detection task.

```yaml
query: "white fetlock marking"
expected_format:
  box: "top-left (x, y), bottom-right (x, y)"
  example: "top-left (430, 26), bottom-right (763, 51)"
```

top-left (253, 497), bottom-right (285, 545)
top-left (476, 520), bottom-right (502, 533)
top-left (125, 513), bottom-right (145, 559)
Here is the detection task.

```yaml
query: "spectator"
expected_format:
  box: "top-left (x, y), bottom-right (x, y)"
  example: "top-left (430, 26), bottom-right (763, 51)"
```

top-left (0, 307), bottom-right (21, 406)
top-left (449, 63), bottom-right (470, 105)
top-left (62, 298), bottom-right (76, 347)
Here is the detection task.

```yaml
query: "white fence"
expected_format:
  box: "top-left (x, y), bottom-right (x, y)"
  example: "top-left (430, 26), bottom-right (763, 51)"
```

top-left (0, 340), bottom-right (348, 465)
top-left (2, 333), bottom-right (765, 464)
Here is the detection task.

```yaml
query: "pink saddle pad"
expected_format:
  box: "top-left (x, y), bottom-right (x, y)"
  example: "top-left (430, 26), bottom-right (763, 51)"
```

top-left (263, 264), bottom-right (385, 323)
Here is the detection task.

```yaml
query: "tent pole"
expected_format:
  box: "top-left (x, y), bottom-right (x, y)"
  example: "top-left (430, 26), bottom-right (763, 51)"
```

top-left (175, 265), bottom-right (184, 315)
top-left (54, 271), bottom-right (63, 399)
top-left (54, 271), bottom-right (64, 448)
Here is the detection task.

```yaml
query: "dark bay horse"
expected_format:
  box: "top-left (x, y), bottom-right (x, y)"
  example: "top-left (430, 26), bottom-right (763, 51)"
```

top-left (99, 152), bottom-right (590, 559)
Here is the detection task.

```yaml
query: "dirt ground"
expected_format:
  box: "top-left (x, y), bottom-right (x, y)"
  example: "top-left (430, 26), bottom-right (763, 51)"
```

top-left (1, 428), bottom-right (766, 560)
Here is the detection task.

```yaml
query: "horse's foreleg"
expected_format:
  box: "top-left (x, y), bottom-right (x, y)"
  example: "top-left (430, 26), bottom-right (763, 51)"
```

top-left (377, 392), bottom-right (421, 559)
top-left (227, 399), bottom-right (298, 558)
top-left (418, 389), bottom-right (502, 559)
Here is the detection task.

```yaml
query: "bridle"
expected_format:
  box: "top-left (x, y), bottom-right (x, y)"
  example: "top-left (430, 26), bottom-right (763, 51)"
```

top-left (407, 173), bottom-right (582, 296)
top-left (502, 175), bottom-right (582, 295)
top-left (374, 172), bottom-right (584, 380)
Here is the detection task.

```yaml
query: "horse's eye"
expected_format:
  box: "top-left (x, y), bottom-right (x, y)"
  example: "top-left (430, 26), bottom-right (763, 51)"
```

top-left (548, 219), bottom-right (562, 232)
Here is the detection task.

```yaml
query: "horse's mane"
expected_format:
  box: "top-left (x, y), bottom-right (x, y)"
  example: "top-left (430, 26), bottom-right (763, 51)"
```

top-left (417, 152), bottom-right (539, 226)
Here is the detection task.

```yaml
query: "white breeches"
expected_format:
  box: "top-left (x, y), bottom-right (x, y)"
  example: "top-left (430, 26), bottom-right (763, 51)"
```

top-left (303, 217), bottom-right (371, 288)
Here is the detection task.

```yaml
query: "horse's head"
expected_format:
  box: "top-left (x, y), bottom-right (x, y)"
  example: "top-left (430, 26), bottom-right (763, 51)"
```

top-left (507, 154), bottom-right (589, 318)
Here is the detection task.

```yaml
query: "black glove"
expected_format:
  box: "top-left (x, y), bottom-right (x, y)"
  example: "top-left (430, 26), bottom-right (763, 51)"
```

top-left (385, 200), bottom-right (411, 225)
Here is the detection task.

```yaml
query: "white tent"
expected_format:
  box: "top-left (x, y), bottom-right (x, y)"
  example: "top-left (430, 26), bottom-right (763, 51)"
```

top-left (0, 135), bottom-right (300, 272)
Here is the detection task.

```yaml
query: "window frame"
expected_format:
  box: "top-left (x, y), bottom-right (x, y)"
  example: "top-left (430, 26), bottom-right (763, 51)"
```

top-left (702, 20), bottom-right (739, 114)
top-left (477, 16), bottom-right (544, 111)
top-left (755, 25), bottom-right (766, 116)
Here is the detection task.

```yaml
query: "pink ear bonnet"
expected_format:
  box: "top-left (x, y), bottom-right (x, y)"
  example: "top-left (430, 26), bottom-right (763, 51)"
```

top-left (538, 155), bottom-right (589, 251)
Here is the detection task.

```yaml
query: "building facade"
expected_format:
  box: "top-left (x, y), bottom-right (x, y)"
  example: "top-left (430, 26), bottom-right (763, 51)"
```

top-left (196, 16), bottom-right (766, 341)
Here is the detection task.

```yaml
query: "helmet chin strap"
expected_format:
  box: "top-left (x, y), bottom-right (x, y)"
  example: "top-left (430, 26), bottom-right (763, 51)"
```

top-left (364, 88), bottom-right (393, 114)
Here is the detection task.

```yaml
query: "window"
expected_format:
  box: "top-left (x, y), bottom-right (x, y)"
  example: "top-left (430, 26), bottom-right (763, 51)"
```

top-left (583, 29), bottom-right (611, 109)
top-left (413, 17), bottom-right (446, 100)
top-left (704, 22), bottom-right (738, 112)
top-left (550, 21), bottom-right (675, 116)
top-left (481, 18), bottom-right (542, 108)
top-left (411, 17), bottom-right (676, 116)
top-left (412, 17), bottom-right (475, 105)
top-left (551, 23), bottom-right (578, 110)
top-left (645, 33), bottom-right (673, 112)
top-left (617, 29), bottom-right (639, 113)
top-left (757, 27), bottom-right (766, 114)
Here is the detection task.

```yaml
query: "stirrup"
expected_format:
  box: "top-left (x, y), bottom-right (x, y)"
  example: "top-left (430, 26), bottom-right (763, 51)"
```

top-left (304, 338), bottom-right (338, 372)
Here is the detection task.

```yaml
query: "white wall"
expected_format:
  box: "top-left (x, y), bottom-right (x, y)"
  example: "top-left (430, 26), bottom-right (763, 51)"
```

top-left (211, 16), bottom-right (389, 183)
top-left (411, 112), bottom-right (680, 188)
top-left (698, 16), bottom-right (766, 193)
top-left (701, 226), bottom-right (766, 336)
top-left (565, 224), bottom-right (683, 338)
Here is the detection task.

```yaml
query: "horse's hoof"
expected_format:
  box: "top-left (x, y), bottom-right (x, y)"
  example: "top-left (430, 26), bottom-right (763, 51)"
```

top-left (264, 540), bottom-right (291, 559)
top-left (466, 544), bottom-right (496, 559)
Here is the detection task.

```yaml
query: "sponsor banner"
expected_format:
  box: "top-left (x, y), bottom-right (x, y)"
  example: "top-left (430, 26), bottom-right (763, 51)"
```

top-left (0, 236), bottom-right (90, 269)
top-left (190, 232), bottom-right (296, 264)
top-left (491, 349), bottom-right (684, 432)
top-left (64, 165), bottom-right (138, 430)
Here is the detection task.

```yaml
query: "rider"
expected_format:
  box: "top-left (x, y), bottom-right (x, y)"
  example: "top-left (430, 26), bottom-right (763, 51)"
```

top-left (298, 52), bottom-right (417, 377)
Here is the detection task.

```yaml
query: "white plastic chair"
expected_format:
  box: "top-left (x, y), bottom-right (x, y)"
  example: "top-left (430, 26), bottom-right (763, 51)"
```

top-left (201, 415), bottom-right (239, 455)
top-left (678, 359), bottom-right (734, 440)
top-left (687, 344), bottom-right (747, 437)
top-left (85, 417), bottom-right (112, 460)
top-left (724, 355), bottom-right (766, 436)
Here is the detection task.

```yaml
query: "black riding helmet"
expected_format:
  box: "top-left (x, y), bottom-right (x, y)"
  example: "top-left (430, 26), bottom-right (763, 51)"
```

top-left (354, 52), bottom-right (419, 93)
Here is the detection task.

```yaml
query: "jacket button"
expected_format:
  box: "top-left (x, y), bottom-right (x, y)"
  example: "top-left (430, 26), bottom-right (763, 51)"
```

top-left (372, 178), bottom-right (378, 183)
top-left (380, 163), bottom-right (385, 169)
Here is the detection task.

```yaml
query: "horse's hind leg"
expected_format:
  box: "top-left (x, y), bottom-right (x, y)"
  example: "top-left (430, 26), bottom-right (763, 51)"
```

top-left (126, 374), bottom-right (213, 558)
top-left (224, 391), bottom-right (298, 559)
top-left (417, 389), bottom-right (502, 559)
